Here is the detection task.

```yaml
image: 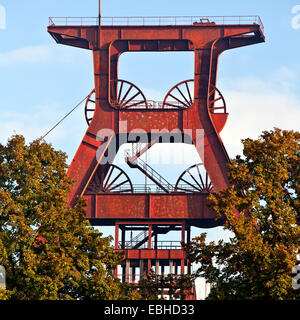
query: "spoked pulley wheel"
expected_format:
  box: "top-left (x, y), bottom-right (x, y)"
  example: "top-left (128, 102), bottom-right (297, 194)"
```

top-left (84, 89), bottom-right (96, 126)
top-left (162, 79), bottom-right (194, 109)
top-left (110, 79), bottom-right (148, 109)
top-left (208, 85), bottom-right (227, 114)
top-left (85, 164), bottom-right (133, 194)
top-left (174, 163), bottom-right (214, 193)
top-left (162, 79), bottom-right (226, 113)
top-left (85, 79), bottom-right (148, 125)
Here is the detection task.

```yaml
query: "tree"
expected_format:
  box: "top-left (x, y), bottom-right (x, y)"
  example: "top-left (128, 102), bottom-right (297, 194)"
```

top-left (0, 135), bottom-right (127, 300)
top-left (184, 128), bottom-right (300, 300)
top-left (138, 272), bottom-right (195, 300)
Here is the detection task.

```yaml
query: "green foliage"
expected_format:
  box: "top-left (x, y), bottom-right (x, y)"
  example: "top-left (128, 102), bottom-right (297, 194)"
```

top-left (138, 272), bottom-right (195, 300)
top-left (0, 135), bottom-right (126, 300)
top-left (185, 128), bottom-right (300, 300)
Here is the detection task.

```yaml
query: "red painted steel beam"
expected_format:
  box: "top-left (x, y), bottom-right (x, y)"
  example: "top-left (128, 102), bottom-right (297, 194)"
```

top-left (48, 24), bottom-right (264, 51)
top-left (115, 221), bottom-right (185, 225)
top-left (116, 249), bottom-right (186, 260)
top-left (83, 193), bottom-right (218, 220)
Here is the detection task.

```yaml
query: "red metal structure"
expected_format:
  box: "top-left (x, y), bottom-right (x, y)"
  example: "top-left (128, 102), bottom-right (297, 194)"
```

top-left (48, 8), bottom-right (265, 295)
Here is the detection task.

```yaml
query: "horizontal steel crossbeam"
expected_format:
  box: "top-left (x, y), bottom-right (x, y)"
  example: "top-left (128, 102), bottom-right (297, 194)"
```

top-left (48, 15), bottom-right (264, 33)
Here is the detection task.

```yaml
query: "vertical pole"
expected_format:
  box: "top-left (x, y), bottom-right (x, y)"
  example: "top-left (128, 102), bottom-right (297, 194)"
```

top-left (98, 0), bottom-right (101, 48)
top-left (180, 221), bottom-right (186, 275)
top-left (187, 224), bottom-right (191, 277)
top-left (121, 226), bottom-right (125, 249)
top-left (147, 259), bottom-right (151, 275)
top-left (98, 0), bottom-right (101, 27)
top-left (114, 223), bottom-right (119, 279)
top-left (114, 264), bottom-right (118, 279)
top-left (140, 260), bottom-right (144, 280)
top-left (155, 260), bottom-right (160, 278)
top-left (115, 223), bottom-right (119, 249)
top-left (126, 260), bottom-right (130, 283)
top-left (122, 264), bottom-right (126, 283)
top-left (181, 222), bottom-right (186, 246)
top-left (181, 259), bottom-right (185, 275)
top-left (186, 224), bottom-right (190, 277)
top-left (187, 225), bottom-right (191, 243)
top-left (148, 224), bottom-right (152, 249)
top-left (188, 261), bottom-right (191, 275)
top-left (132, 266), bottom-right (136, 284)
top-left (169, 260), bottom-right (173, 275)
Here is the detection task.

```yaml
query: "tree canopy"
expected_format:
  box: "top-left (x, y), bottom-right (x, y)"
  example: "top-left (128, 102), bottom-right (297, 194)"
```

top-left (1, 129), bottom-right (299, 300)
top-left (0, 135), bottom-right (129, 300)
top-left (185, 128), bottom-right (300, 300)
top-left (138, 272), bottom-right (194, 300)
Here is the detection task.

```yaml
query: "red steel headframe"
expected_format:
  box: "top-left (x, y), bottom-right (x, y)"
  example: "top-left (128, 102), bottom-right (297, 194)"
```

top-left (48, 11), bottom-right (265, 296)
top-left (48, 16), bottom-right (265, 227)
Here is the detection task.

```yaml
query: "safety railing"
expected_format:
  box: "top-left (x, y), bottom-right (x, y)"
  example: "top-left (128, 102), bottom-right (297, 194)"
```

top-left (97, 183), bottom-right (207, 194)
top-left (118, 241), bottom-right (182, 250)
top-left (146, 100), bottom-right (186, 109)
top-left (112, 99), bottom-right (182, 110)
top-left (116, 274), bottom-right (192, 284)
top-left (49, 17), bottom-right (99, 26)
top-left (49, 15), bottom-right (264, 33)
top-left (154, 241), bottom-right (182, 250)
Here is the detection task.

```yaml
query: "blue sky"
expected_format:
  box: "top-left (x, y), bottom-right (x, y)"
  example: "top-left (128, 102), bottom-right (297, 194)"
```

top-left (0, 0), bottom-right (299, 241)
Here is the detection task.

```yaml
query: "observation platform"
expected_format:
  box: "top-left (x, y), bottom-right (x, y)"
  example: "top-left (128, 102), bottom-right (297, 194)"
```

top-left (48, 15), bottom-right (265, 52)
top-left (49, 15), bottom-right (264, 33)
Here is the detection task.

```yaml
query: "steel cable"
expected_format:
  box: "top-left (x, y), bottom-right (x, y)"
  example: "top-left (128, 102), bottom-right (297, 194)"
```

top-left (41, 94), bottom-right (89, 140)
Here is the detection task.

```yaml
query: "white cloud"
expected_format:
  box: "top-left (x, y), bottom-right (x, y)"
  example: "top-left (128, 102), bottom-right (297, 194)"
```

top-left (220, 73), bottom-right (300, 158)
top-left (0, 103), bottom-right (65, 143)
top-left (0, 102), bottom-right (87, 163)
top-left (0, 44), bottom-right (90, 67)
top-left (0, 45), bottom-right (52, 66)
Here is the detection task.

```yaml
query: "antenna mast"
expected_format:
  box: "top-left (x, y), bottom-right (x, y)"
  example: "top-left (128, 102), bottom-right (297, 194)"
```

top-left (98, 0), bottom-right (101, 27)
top-left (98, 0), bottom-right (101, 47)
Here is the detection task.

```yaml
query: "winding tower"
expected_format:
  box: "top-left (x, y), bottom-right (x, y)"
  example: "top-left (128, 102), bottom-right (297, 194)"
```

top-left (48, 5), bottom-right (265, 294)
